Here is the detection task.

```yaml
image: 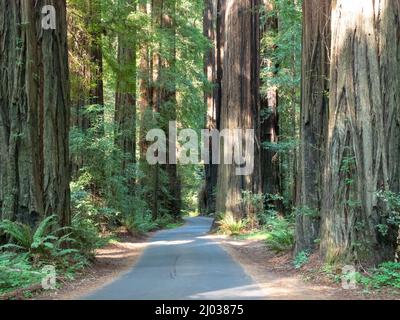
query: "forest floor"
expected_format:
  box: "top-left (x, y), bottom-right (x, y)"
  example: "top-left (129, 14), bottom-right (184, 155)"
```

top-left (215, 235), bottom-right (400, 300)
top-left (34, 229), bottom-right (153, 300)
top-left (28, 220), bottom-right (400, 300)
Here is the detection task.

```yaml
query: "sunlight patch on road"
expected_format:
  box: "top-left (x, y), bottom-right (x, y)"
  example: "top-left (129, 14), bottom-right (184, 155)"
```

top-left (189, 284), bottom-right (265, 300)
top-left (147, 240), bottom-right (195, 246)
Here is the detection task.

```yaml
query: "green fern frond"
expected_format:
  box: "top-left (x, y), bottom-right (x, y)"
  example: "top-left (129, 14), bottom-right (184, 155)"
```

top-left (0, 220), bottom-right (33, 250)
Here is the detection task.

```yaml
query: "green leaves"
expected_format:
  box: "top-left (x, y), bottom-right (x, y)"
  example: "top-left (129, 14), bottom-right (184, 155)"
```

top-left (0, 215), bottom-right (91, 268)
top-left (0, 220), bottom-right (33, 251)
top-left (264, 215), bottom-right (295, 252)
top-left (359, 262), bottom-right (400, 289)
top-left (32, 216), bottom-right (58, 248)
top-left (294, 250), bottom-right (310, 269)
top-left (0, 253), bottom-right (45, 295)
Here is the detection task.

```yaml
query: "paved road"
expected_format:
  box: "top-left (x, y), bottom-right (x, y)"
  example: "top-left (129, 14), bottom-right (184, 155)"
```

top-left (85, 217), bottom-right (265, 300)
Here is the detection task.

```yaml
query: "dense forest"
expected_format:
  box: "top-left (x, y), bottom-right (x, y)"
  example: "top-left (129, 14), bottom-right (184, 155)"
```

top-left (1, 0), bottom-right (400, 298)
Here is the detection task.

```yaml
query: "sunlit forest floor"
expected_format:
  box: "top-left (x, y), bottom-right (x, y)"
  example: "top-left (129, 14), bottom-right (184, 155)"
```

top-left (219, 237), bottom-right (400, 300)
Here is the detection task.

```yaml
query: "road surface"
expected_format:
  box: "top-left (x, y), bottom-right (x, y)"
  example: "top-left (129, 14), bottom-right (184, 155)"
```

top-left (85, 217), bottom-right (265, 300)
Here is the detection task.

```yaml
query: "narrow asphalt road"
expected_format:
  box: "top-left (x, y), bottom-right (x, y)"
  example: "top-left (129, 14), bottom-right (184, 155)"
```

top-left (85, 217), bottom-right (265, 300)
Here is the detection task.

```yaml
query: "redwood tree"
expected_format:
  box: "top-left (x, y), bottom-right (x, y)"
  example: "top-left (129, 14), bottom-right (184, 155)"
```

top-left (260, 0), bottom-right (281, 209)
top-left (295, 0), bottom-right (331, 254)
top-left (0, 0), bottom-right (71, 226)
top-left (202, 0), bottom-right (220, 215)
top-left (115, 1), bottom-right (137, 178)
top-left (320, 0), bottom-right (400, 264)
top-left (215, 0), bottom-right (262, 221)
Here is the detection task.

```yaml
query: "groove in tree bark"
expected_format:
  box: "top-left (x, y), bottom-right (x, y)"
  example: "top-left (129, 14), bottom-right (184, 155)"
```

top-left (295, 0), bottom-right (331, 254)
top-left (321, 0), bottom-right (400, 264)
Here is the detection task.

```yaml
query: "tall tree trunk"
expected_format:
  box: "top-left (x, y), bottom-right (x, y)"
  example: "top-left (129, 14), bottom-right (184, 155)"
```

top-left (138, 2), bottom-right (151, 162)
top-left (260, 0), bottom-right (282, 210)
top-left (88, 0), bottom-right (104, 110)
top-left (150, 0), bottom-right (163, 220)
top-left (0, 0), bottom-right (71, 226)
top-left (202, 0), bottom-right (220, 216)
top-left (215, 0), bottom-right (262, 221)
top-left (115, 2), bottom-right (137, 180)
top-left (161, 0), bottom-right (181, 218)
top-left (321, 0), bottom-right (400, 265)
top-left (149, 0), bottom-right (182, 219)
top-left (295, 0), bottom-right (331, 254)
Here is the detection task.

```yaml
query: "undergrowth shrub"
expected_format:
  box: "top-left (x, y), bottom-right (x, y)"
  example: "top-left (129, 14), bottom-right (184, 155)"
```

top-left (359, 262), bottom-right (400, 289)
top-left (294, 250), bottom-right (310, 269)
top-left (125, 211), bottom-right (158, 234)
top-left (0, 253), bottom-right (45, 294)
top-left (70, 214), bottom-right (105, 259)
top-left (217, 213), bottom-right (248, 236)
top-left (0, 215), bottom-right (96, 269)
top-left (264, 214), bottom-right (294, 252)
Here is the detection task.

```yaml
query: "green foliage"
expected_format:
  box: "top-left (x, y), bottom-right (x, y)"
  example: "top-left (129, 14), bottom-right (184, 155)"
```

top-left (0, 220), bottom-right (33, 251)
top-left (359, 262), bottom-right (400, 289)
top-left (125, 212), bottom-right (158, 234)
top-left (294, 250), bottom-right (310, 269)
top-left (376, 190), bottom-right (400, 236)
top-left (217, 213), bottom-right (248, 236)
top-left (262, 139), bottom-right (299, 154)
top-left (242, 191), bottom-right (265, 210)
top-left (0, 253), bottom-right (45, 295)
top-left (257, 193), bottom-right (284, 225)
top-left (70, 177), bottom-right (121, 228)
top-left (264, 215), bottom-right (295, 252)
top-left (340, 155), bottom-right (356, 175)
top-left (261, 0), bottom-right (302, 210)
top-left (320, 264), bottom-right (343, 284)
top-left (69, 214), bottom-right (105, 259)
top-left (241, 191), bottom-right (265, 226)
top-left (294, 206), bottom-right (320, 219)
top-left (0, 216), bottom-right (96, 270)
top-left (0, 216), bottom-right (64, 257)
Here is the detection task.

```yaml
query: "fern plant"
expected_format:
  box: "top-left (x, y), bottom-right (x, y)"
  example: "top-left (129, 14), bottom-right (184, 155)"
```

top-left (217, 213), bottom-right (248, 236)
top-left (0, 216), bottom-right (78, 265)
top-left (264, 215), bottom-right (295, 252)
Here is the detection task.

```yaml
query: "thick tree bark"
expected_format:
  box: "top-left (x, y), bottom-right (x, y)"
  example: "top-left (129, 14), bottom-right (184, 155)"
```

top-left (215, 0), bottom-right (262, 221)
top-left (0, 0), bottom-right (71, 226)
top-left (295, 0), bottom-right (331, 254)
top-left (321, 0), bottom-right (400, 264)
